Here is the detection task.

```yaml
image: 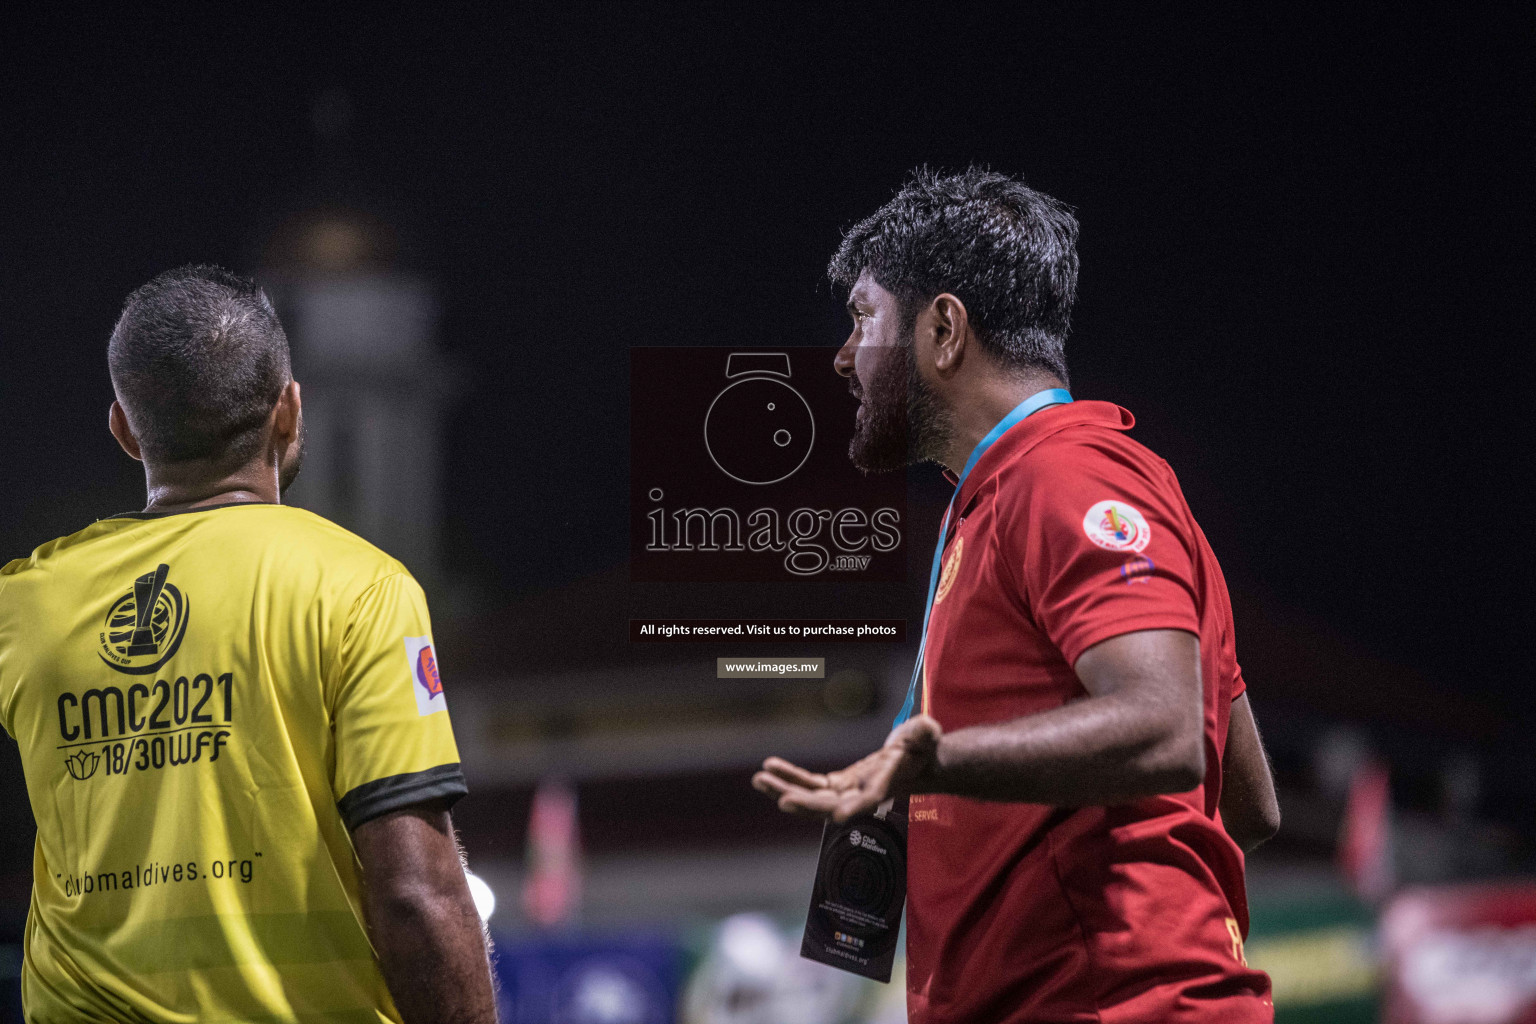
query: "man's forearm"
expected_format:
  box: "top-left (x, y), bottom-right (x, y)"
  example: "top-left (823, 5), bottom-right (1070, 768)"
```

top-left (353, 806), bottom-right (497, 1024)
top-left (753, 632), bottom-right (1208, 820)
top-left (917, 692), bottom-right (1205, 805)
top-left (365, 879), bottom-right (497, 1024)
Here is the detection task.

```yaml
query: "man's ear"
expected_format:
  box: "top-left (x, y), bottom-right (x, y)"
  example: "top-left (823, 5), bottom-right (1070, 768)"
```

top-left (928, 293), bottom-right (971, 374)
top-left (109, 401), bottom-right (143, 462)
top-left (270, 380), bottom-right (302, 449)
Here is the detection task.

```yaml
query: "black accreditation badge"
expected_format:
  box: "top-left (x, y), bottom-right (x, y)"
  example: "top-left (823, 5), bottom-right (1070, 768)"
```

top-left (800, 795), bottom-right (907, 982)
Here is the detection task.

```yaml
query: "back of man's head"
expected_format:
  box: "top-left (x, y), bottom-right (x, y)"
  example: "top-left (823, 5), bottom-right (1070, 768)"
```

top-left (829, 166), bottom-right (1079, 383)
top-left (108, 265), bottom-right (291, 468)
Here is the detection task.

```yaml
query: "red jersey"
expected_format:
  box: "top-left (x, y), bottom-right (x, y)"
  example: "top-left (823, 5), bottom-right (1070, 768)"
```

top-left (906, 400), bottom-right (1273, 1023)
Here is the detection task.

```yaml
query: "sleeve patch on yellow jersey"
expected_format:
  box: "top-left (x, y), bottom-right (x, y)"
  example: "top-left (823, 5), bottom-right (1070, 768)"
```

top-left (403, 636), bottom-right (446, 716)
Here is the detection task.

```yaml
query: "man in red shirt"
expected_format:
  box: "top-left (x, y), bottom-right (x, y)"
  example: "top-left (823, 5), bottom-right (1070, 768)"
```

top-left (755, 168), bottom-right (1281, 1022)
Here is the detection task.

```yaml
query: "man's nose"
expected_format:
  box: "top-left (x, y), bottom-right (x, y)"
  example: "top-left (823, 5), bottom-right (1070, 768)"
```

top-left (834, 336), bottom-right (856, 378)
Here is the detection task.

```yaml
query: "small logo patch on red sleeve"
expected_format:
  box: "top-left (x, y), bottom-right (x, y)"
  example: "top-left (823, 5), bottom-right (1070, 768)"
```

top-left (1083, 500), bottom-right (1151, 553)
top-left (1120, 555), bottom-right (1156, 584)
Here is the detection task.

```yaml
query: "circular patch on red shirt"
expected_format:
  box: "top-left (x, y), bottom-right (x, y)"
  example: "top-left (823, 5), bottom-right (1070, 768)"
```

top-left (935, 535), bottom-right (964, 603)
top-left (1082, 500), bottom-right (1151, 553)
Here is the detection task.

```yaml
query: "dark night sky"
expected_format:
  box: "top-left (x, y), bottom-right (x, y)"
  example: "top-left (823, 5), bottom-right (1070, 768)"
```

top-left (2, 9), bottom-right (1531, 730)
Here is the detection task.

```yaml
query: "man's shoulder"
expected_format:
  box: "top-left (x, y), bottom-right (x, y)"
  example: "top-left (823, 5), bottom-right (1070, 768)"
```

top-left (1004, 416), bottom-right (1171, 491)
top-left (3, 505), bottom-right (409, 597)
top-left (192, 507), bottom-right (415, 596)
top-left (1, 516), bottom-right (138, 586)
top-left (988, 411), bottom-right (1189, 536)
top-left (204, 505), bottom-right (403, 565)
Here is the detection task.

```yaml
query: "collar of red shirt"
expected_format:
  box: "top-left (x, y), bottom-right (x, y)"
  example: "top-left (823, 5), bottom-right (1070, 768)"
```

top-left (941, 400), bottom-right (1136, 517)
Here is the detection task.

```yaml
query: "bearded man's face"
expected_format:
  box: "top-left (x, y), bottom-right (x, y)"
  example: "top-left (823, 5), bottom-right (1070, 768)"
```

top-left (841, 272), bottom-right (953, 473)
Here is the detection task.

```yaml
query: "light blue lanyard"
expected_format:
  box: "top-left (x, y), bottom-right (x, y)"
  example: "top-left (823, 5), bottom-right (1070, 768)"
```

top-left (893, 388), bottom-right (1073, 726)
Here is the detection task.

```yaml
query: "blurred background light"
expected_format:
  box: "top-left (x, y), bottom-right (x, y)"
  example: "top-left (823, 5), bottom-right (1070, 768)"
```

top-left (465, 869), bottom-right (497, 924)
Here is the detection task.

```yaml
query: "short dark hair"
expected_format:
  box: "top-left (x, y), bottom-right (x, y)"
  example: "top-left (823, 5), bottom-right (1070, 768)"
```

top-left (108, 264), bottom-right (291, 466)
top-left (828, 167), bottom-right (1078, 382)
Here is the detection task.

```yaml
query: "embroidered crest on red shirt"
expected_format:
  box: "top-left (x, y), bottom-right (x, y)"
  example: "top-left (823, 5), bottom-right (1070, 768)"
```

top-left (1082, 500), bottom-right (1152, 553)
top-left (934, 535), bottom-right (964, 603)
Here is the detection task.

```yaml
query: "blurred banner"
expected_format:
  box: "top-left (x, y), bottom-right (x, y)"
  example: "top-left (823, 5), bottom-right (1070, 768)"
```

top-left (488, 915), bottom-right (906, 1024)
top-left (492, 933), bottom-right (681, 1024)
top-left (1381, 881), bottom-right (1536, 1024)
top-left (522, 779), bottom-right (584, 929)
top-left (1339, 758), bottom-right (1395, 904)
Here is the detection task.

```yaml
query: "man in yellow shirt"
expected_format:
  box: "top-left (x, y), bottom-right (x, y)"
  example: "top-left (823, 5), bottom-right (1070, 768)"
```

top-left (0, 265), bottom-right (498, 1023)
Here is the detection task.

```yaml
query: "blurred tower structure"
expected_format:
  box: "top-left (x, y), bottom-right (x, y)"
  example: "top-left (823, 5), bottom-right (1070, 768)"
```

top-left (258, 92), bottom-right (458, 591)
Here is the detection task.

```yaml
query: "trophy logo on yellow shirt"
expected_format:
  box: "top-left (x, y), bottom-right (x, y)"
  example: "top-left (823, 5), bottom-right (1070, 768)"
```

top-left (97, 563), bottom-right (190, 675)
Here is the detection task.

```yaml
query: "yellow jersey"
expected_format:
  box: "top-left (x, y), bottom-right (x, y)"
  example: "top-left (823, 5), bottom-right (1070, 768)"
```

top-left (0, 502), bottom-right (467, 1024)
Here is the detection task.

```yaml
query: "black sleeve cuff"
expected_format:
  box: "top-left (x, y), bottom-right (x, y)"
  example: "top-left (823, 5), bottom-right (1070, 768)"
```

top-left (338, 763), bottom-right (469, 830)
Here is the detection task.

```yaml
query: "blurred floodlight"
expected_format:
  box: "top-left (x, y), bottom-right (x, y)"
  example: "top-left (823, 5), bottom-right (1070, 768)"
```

top-left (683, 913), bottom-right (865, 1024)
top-left (562, 964), bottom-right (654, 1024)
top-left (465, 870), bottom-right (496, 923)
top-left (716, 912), bottom-right (786, 983)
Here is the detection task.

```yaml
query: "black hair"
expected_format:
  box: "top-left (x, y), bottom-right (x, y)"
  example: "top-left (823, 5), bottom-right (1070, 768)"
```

top-left (828, 166), bottom-right (1078, 382)
top-left (107, 264), bottom-right (291, 466)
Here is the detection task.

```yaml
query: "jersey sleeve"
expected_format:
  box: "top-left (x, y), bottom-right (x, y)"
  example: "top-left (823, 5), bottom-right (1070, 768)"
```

top-left (1004, 446), bottom-right (1202, 667)
top-left (329, 571), bottom-right (467, 830)
top-left (0, 571), bottom-right (13, 739)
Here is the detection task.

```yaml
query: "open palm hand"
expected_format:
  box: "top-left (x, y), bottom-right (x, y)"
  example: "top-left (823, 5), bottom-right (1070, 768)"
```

top-left (752, 715), bottom-right (942, 822)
